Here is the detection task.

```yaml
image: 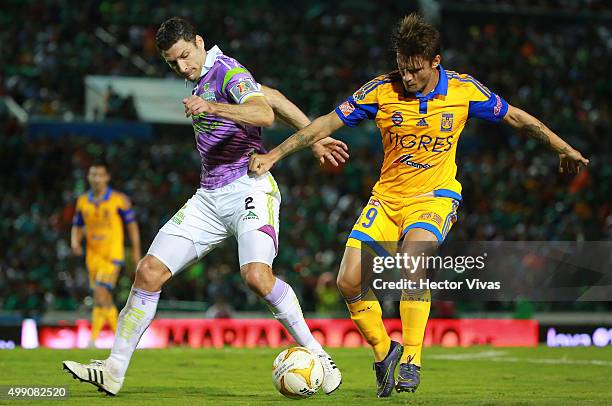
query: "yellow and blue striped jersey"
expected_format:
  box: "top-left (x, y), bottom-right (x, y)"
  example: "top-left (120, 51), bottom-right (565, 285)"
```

top-left (335, 65), bottom-right (508, 203)
top-left (73, 188), bottom-right (135, 263)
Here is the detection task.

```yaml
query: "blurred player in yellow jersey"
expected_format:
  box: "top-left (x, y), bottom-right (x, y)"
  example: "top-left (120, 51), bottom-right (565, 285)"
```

top-left (250, 13), bottom-right (588, 397)
top-left (71, 161), bottom-right (142, 347)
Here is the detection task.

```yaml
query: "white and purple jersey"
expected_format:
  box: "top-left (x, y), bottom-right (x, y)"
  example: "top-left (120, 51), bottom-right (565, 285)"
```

top-left (191, 46), bottom-right (265, 189)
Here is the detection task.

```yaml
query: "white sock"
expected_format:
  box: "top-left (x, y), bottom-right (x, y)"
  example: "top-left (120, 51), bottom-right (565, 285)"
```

top-left (106, 287), bottom-right (160, 378)
top-left (264, 278), bottom-right (323, 353)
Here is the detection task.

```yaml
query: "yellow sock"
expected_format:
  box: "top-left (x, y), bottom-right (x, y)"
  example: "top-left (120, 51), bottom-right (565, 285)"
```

top-left (91, 306), bottom-right (105, 340)
top-left (346, 290), bottom-right (390, 362)
top-left (399, 290), bottom-right (431, 366)
top-left (106, 305), bottom-right (118, 332)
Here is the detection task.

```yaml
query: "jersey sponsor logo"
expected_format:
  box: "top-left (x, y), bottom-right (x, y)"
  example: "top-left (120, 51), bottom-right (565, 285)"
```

top-left (171, 205), bottom-right (187, 225)
top-left (339, 101), bottom-right (355, 117)
top-left (416, 118), bottom-right (429, 127)
top-left (192, 118), bottom-right (221, 132)
top-left (243, 210), bottom-right (259, 221)
top-left (392, 154), bottom-right (433, 169)
top-left (198, 83), bottom-right (216, 102)
top-left (419, 212), bottom-right (443, 225)
top-left (493, 94), bottom-right (502, 116)
top-left (440, 113), bottom-right (454, 132)
top-left (391, 111), bottom-right (403, 126)
top-left (353, 88), bottom-right (366, 101)
top-left (367, 197), bottom-right (381, 207)
top-left (229, 78), bottom-right (258, 101)
top-left (386, 131), bottom-right (454, 153)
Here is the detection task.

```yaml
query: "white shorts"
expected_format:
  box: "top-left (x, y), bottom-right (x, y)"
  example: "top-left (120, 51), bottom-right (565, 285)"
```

top-left (148, 172), bottom-right (281, 274)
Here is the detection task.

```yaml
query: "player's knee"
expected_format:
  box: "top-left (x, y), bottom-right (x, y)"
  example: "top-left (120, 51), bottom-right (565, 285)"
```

top-left (93, 285), bottom-right (112, 306)
top-left (241, 263), bottom-right (275, 297)
top-left (134, 256), bottom-right (170, 291)
top-left (336, 272), bottom-right (361, 299)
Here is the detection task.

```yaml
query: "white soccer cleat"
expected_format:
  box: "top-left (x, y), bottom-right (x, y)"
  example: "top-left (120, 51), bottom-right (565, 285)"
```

top-left (314, 350), bottom-right (342, 394)
top-left (62, 359), bottom-right (123, 396)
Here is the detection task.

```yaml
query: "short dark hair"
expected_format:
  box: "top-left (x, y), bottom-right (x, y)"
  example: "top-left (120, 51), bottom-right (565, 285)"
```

top-left (391, 13), bottom-right (440, 61)
top-left (155, 17), bottom-right (197, 51)
top-left (89, 159), bottom-right (109, 171)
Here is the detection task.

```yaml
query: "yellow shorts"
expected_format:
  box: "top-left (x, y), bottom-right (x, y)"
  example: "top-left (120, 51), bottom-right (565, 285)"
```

top-left (346, 191), bottom-right (460, 255)
top-left (86, 256), bottom-right (122, 291)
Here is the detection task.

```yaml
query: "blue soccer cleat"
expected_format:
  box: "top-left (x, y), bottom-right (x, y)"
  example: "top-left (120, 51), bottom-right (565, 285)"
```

top-left (395, 362), bottom-right (421, 393)
top-left (373, 340), bottom-right (403, 398)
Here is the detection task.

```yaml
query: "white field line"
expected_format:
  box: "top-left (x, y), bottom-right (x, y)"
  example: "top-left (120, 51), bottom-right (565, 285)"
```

top-left (430, 350), bottom-right (612, 367)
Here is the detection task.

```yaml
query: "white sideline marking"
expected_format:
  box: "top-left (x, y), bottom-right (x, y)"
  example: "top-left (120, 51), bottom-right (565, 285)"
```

top-left (429, 350), bottom-right (612, 367)
top-left (429, 350), bottom-right (508, 360)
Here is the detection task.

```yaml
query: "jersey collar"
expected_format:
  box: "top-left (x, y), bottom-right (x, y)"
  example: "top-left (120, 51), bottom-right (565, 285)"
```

top-left (200, 45), bottom-right (222, 78)
top-left (414, 65), bottom-right (448, 100)
top-left (88, 187), bottom-right (112, 203)
top-left (187, 45), bottom-right (223, 89)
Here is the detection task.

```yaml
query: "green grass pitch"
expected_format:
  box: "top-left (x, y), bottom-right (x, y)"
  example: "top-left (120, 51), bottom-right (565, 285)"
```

top-left (1, 346), bottom-right (611, 405)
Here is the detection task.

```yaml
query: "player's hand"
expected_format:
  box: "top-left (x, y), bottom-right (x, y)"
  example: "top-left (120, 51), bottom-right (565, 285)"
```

top-left (559, 148), bottom-right (589, 174)
top-left (71, 244), bottom-right (83, 256)
top-left (183, 95), bottom-right (214, 117)
top-left (311, 137), bottom-right (349, 166)
top-left (249, 153), bottom-right (275, 176)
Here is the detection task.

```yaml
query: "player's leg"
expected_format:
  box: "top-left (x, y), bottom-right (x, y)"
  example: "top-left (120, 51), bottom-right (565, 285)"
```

top-left (394, 228), bottom-right (436, 393)
top-left (238, 233), bottom-right (341, 394)
top-left (63, 236), bottom-right (198, 395)
top-left (338, 199), bottom-right (403, 397)
top-left (64, 191), bottom-right (227, 395)
top-left (95, 262), bottom-right (122, 335)
top-left (104, 198), bottom-right (230, 386)
top-left (90, 286), bottom-right (107, 344)
top-left (239, 233), bottom-right (323, 352)
top-left (233, 173), bottom-right (341, 394)
top-left (90, 282), bottom-right (114, 346)
top-left (395, 196), bottom-right (459, 393)
top-left (337, 246), bottom-right (392, 361)
top-left (63, 251), bottom-right (174, 395)
top-left (86, 259), bottom-right (103, 345)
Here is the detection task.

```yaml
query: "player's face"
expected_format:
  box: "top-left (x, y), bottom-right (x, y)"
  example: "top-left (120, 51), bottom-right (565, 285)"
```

top-left (87, 166), bottom-right (110, 192)
top-left (161, 36), bottom-right (205, 82)
top-left (397, 54), bottom-right (440, 94)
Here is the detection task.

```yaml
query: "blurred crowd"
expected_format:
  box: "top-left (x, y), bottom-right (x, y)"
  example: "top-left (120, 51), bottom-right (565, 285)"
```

top-left (1, 0), bottom-right (610, 315)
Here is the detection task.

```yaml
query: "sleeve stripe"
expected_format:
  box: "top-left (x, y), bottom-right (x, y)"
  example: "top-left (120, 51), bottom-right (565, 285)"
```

top-left (218, 59), bottom-right (233, 70)
top-left (222, 67), bottom-right (249, 91)
top-left (72, 211), bottom-right (84, 226)
top-left (238, 92), bottom-right (265, 104)
top-left (334, 108), bottom-right (355, 127)
top-left (118, 208), bottom-right (135, 223)
top-left (447, 72), bottom-right (492, 98)
top-left (360, 78), bottom-right (396, 96)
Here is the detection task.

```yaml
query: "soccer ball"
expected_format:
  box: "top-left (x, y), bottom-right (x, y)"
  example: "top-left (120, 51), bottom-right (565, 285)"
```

top-left (272, 347), bottom-right (324, 399)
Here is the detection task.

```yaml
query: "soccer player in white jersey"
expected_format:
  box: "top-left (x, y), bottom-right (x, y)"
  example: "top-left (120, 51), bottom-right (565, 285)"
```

top-left (62, 17), bottom-right (347, 396)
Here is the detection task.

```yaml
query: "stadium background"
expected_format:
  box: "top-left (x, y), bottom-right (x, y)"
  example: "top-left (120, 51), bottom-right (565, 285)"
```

top-left (0, 0), bottom-right (610, 350)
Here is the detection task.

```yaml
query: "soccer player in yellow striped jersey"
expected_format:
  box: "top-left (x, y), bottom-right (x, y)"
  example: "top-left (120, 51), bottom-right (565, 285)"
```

top-left (71, 161), bottom-right (142, 347)
top-left (250, 13), bottom-right (589, 397)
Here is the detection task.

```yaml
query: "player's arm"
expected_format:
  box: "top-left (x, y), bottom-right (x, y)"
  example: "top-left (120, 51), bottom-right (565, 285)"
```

top-left (249, 111), bottom-right (345, 175)
top-left (126, 222), bottom-right (142, 264)
top-left (260, 85), bottom-right (310, 130)
top-left (70, 225), bottom-right (84, 256)
top-left (260, 85), bottom-right (349, 166)
top-left (71, 201), bottom-right (84, 256)
top-left (503, 104), bottom-right (589, 173)
top-left (118, 195), bottom-right (142, 264)
top-left (183, 94), bottom-right (274, 127)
